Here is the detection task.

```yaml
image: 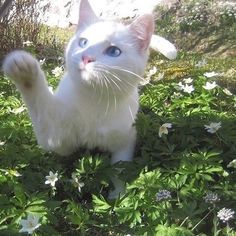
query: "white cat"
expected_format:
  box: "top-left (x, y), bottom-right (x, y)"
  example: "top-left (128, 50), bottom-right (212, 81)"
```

top-left (2, 0), bottom-right (176, 198)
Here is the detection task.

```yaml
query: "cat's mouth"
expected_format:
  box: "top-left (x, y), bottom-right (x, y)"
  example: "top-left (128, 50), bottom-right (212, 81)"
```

top-left (78, 61), bottom-right (97, 82)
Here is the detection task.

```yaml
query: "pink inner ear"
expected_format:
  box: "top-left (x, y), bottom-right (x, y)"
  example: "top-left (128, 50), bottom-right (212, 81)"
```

top-left (77, 0), bottom-right (99, 30)
top-left (129, 14), bottom-right (154, 51)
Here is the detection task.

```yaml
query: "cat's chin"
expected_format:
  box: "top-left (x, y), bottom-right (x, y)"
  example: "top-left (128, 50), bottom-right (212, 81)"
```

top-left (81, 70), bottom-right (91, 82)
top-left (79, 70), bottom-right (98, 86)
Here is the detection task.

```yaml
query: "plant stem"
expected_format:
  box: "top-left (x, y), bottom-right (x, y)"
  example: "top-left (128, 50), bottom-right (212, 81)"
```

top-left (180, 216), bottom-right (189, 227)
top-left (192, 208), bottom-right (214, 231)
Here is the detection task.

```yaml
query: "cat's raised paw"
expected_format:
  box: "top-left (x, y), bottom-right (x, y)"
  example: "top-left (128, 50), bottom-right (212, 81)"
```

top-left (3, 50), bottom-right (41, 88)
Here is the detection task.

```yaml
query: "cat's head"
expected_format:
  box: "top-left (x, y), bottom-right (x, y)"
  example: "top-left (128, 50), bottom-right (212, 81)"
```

top-left (65, 0), bottom-right (154, 91)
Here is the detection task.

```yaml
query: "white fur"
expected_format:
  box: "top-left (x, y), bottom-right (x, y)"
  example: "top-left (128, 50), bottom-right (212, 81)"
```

top-left (2, 0), bottom-right (155, 198)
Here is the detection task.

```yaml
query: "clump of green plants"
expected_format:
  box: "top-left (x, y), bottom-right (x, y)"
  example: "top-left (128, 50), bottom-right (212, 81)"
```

top-left (155, 0), bottom-right (236, 54)
top-left (0, 51), bottom-right (235, 235)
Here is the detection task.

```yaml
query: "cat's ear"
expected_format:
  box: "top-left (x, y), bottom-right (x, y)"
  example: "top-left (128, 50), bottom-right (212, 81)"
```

top-left (129, 14), bottom-right (154, 52)
top-left (77, 0), bottom-right (99, 30)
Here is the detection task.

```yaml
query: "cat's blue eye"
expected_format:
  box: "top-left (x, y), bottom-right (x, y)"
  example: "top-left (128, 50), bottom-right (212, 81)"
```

top-left (79, 38), bottom-right (88, 48)
top-left (105, 46), bottom-right (121, 57)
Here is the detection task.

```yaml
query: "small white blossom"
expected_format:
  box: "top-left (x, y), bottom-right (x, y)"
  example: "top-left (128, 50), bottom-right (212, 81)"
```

top-left (23, 41), bottom-right (33, 47)
top-left (146, 66), bottom-right (157, 78)
top-left (204, 71), bottom-right (220, 78)
top-left (156, 190), bottom-right (171, 202)
top-left (204, 192), bottom-right (220, 204)
top-left (19, 214), bottom-right (41, 234)
top-left (71, 173), bottom-right (85, 192)
top-left (203, 81), bottom-right (218, 90)
top-left (52, 66), bottom-right (63, 77)
top-left (204, 122), bottom-right (221, 133)
top-left (159, 123), bottom-right (172, 138)
top-left (0, 140), bottom-right (5, 146)
top-left (45, 171), bottom-right (59, 187)
top-left (177, 82), bottom-right (184, 90)
top-left (223, 88), bottom-right (233, 96)
top-left (227, 159), bottom-right (236, 169)
top-left (11, 105), bottom-right (26, 114)
top-left (39, 58), bottom-right (46, 66)
top-left (183, 77), bottom-right (193, 84)
top-left (217, 208), bottom-right (235, 223)
top-left (5, 169), bottom-right (22, 177)
top-left (182, 84), bottom-right (195, 94)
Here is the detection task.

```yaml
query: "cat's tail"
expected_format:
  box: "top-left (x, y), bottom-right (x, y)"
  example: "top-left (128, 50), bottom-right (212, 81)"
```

top-left (150, 34), bottom-right (177, 60)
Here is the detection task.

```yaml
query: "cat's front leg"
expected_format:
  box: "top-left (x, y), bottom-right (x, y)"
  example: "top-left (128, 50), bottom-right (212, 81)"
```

top-left (109, 138), bottom-right (136, 199)
top-left (2, 50), bottom-right (51, 106)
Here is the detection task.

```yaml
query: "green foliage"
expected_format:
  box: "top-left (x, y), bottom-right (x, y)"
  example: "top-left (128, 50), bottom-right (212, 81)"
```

top-left (0, 51), bottom-right (236, 235)
top-left (1, 1), bottom-right (235, 235)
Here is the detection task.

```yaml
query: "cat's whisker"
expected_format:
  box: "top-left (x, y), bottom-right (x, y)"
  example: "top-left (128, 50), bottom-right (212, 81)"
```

top-left (104, 65), bottom-right (153, 87)
top-left (95, 66), bottom-right (137, 90)
top-left (129, 105), bottom-right (135, 122)
top-left (102, 72), bottom-right (117, 111)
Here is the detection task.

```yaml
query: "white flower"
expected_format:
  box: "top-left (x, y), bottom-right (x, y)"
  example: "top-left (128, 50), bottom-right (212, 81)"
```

top-left (204, 122), bottom-right (221, 133)
top-left (23, 41), bottom-right (33, 47)
top-left (156, 190), bottom-right (171, 202)
top-left (227, 159), bottom-right (236, 169)
top-left (204, 192), bottom-right (220, 204)
top-left (177, 82), bottom-right (184, 90)
top-left (203, 81), bottom-right (218, 90)
top-left (5, 169), bottom-right (22, 177)
top-left (71, 173), bottom-right (84, 192)
top-left (52, 66), bottom-right (63, 77)
top-left (45, 171), bottom-right (59, 187)
top-left (217, 208), bottom-right (235, 223)
top-left (204, 71), bottom-right (220, 78)
top-left (0, 140), bottom-right (5, 146)
top-left (19, 214), bottom-right (41, 234)
top-left (223, 88), bottom-right (233, 96)
top-left (39, 58), bottom-right (46, 66)
top-left (159, 123), bottom-right (172, 137)
top-left (11, 105), bottom-right (26, 114)
top-left (146, 66), bottom-right (157, 78)
top-left (183, 77), bottom-right (193, 84)
top-left (182, 84), bottom-right (195, 94)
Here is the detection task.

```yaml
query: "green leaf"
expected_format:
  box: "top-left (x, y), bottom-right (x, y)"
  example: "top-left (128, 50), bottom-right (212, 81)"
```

top-left (92, 195), bottom-right (112, 213)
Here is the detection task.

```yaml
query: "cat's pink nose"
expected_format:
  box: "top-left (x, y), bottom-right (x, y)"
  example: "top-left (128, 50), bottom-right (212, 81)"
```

top-left (82, 55), bottom-right (95, 65)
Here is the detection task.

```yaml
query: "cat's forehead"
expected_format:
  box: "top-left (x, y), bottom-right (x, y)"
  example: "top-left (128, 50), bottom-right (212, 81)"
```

top-left (77, 21), bottom-right (128, 43)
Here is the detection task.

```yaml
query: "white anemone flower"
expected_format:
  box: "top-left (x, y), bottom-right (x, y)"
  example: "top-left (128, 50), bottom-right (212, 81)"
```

top-left (52, 66), bottom-right (63, 77)
top-left (39, 58), bottom-right (46, 66)
top-left (159, 123), bottom-right (172, 137)
top-left (45, 171), bottom-right (59, 187)
top-left (146, 66), bottom-right (157, 78)
top-left (203, 71), bottom-right (220, 78)
top-left (203, 81), bottom-right (218, 90)
top-left (71, 173), bottom-right (85, 192)
top-left (183, 77), bottom-right (193, 84)
top-left (182, 84), bottom-right (195, 94)
top-left (223, 88), bottom-right (233, 96)
top-left (204, 122), bottom-right (221, 133)
top-left (19, 214), bottom-right (41, 234)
